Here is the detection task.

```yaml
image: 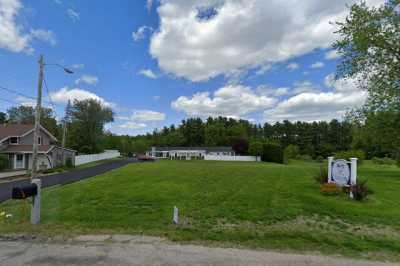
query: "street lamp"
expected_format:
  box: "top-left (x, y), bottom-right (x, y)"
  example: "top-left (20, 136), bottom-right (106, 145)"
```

top-left (44, 63), bottom-right (74, 74)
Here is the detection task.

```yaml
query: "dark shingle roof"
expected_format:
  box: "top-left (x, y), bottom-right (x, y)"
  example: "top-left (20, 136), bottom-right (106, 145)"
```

top-left (0, 124), bottom-right (34, 141)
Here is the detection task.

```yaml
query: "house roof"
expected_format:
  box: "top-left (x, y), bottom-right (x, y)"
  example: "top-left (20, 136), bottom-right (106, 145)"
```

top-left (0, 144), bottom-right (53, 153)
top-left (152, 146), bottom-right (234, 152)
top-left (0, 124), bottom-right (58, 142)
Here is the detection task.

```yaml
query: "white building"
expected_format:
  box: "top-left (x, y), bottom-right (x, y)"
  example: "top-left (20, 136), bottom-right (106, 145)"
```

top-left (146, 146), bottom-right (235, 160)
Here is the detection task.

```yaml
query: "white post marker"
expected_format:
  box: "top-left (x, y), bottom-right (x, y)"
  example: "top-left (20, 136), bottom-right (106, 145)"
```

top-left (349, 158), bottom-right (358, 199)
top-left (327, 157), bottom-right (334, 183)
top-left (31, 179), bottom-right (41, 225)
top-left (173, 206), bottom-right (179, 224)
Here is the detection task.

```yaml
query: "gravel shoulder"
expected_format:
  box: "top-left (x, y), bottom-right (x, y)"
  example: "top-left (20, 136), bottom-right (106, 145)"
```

top-left (0, 235), bottom-right (397, 266)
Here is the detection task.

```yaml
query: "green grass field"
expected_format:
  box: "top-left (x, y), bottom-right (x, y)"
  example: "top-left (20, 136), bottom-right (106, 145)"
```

top-left (1, 160), bottom-right (400, 261)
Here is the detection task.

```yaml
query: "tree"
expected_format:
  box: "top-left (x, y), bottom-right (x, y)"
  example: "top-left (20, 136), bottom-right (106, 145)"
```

top-left (334, 1), bottom-right (400, 111)
top-left (249, 141), bottom-right (263, 156)
top-left (68, 99), bottom-right (114, 153)
top-left (231, 138), bottom-right (249, 155)
top-left (0, 112), bottom-right (6, 123)
top-left (7, 106), bottom-right (60, 139)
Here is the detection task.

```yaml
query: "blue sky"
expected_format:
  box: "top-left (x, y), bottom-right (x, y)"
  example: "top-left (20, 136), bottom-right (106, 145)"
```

top-left (0, 0), bottom-right (381, 135)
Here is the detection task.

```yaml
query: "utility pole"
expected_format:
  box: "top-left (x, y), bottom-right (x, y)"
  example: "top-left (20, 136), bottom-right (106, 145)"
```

top-left (32, 55), bottom-right (44, 179)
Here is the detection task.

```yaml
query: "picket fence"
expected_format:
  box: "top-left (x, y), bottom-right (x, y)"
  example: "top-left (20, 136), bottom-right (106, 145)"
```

top-left (75, 150), bottom-right (121, 166)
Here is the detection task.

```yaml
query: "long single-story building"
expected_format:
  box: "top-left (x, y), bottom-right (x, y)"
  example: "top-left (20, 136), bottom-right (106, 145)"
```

top-left (0, 124), bottom-right (75, 170)
top-left (146, 146), bottom-right (235, 160)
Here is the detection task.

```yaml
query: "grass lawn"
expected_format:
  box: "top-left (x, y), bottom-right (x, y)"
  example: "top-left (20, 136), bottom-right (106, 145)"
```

top-left (1, 160), bottom-right (399, 261)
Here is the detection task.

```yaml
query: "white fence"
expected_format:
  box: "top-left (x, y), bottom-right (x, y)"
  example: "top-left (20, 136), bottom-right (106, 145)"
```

top-left (75, 150), bottom-right (121, 166)
top-left (204, 155), bottom-right (260, 162)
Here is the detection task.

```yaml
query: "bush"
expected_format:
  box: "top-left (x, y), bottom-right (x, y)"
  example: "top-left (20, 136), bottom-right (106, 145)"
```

top-left (351, 180), bottom-right (372, 201)
top-left (298, 154), bottom-right (313, 162)
top-left (249, 141), bottom-right (264, 156)
top-left (396, 150), bottom-right (400, 167)
top-left (314, 167), bottom-right (328, 184)
top-left (0, 154), bottom-right (9, 170)
top-left (335, 150), bottom-right (365, 164)
top-left (283, 144), bottom-right (300, 163)
top-left (321, 183), bottom-right (342, 196)
top-left (372, 157), bottom-right (396, 165)
top-left (65, 157), bottom-right (74, 168)
top-left (261, 142), bottom-right (283, 164)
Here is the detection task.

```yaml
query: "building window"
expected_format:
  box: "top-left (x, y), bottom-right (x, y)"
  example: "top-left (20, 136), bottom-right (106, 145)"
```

top-left (38, 137), bottom-right (42, 145)
top-left (10, 137), bottom-right (18, 144)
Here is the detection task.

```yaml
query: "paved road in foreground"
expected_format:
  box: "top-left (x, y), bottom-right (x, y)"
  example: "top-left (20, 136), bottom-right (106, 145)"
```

top-left (0, 235), bottom-right (396, 266)
top-left (0, 159), bottom-right (137, 203)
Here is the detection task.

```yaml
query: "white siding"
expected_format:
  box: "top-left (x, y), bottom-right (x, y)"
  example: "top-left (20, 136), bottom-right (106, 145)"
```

top-left (75, 150), bottom-right (120, 166)
top-left (204, 155), bottom-right (260, 162)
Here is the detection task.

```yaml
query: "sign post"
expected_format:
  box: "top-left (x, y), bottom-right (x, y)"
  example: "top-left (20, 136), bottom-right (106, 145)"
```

top-left (328, 157), bottom-right (357, 199)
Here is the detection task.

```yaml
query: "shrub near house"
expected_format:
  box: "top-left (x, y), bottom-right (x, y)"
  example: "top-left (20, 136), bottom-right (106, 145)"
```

top-left (0, 154), bottom-right (8, 170)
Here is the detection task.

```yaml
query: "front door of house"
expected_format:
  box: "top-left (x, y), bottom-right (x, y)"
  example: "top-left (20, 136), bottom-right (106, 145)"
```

top-left (15, 154), bottom-right (24, 169)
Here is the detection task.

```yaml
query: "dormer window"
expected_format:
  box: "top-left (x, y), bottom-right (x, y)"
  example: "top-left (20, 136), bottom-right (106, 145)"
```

top-left (10, 137), bottom-right (18, 144)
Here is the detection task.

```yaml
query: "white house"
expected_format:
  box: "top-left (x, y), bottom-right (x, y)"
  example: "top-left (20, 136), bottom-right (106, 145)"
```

top-left (146, 146), bottom-right (235, 160)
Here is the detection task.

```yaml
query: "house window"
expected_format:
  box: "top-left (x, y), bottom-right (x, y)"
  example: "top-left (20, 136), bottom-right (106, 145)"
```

top-left (38, 137), bottom-right (42, 145)
top-left (10, 137), bottom-right (18, 144)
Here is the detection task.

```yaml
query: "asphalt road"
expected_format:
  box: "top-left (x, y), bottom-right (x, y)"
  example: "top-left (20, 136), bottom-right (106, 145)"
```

top-left (0, 235), bottom-right (396, 266)
top-left (0, 159), bottom-right (137, 203)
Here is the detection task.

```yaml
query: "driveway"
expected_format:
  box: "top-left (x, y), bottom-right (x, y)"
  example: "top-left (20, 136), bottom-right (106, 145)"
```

top-left (0, 170), bottom-right (26, 180)
top-left (0, 235), bottom-right (396, 266)
top-left (0, 159), bottom-right (137, 203)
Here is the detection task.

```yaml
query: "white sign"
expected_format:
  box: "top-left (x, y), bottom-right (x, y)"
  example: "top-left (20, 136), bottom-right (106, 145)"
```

top-left (331, 159), bottom-right (351, 186)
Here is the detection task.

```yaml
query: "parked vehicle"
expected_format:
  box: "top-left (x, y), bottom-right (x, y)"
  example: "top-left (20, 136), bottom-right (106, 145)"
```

top-left (137, 154), bottom-right (155, 161)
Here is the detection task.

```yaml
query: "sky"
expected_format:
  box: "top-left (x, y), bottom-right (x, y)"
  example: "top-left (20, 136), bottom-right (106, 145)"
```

top-left (0, 0), bottom-right (385, 135)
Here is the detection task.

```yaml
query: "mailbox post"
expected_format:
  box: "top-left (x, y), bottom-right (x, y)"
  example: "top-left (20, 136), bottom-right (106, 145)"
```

top-left (11, 179), bottom-right (41, 225)
top-left (31, 179), bottom-right (41, 225)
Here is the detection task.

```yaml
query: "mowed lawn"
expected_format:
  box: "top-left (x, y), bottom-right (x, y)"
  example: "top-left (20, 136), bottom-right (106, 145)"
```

top-left (1, 160), bottom-right (400, 260)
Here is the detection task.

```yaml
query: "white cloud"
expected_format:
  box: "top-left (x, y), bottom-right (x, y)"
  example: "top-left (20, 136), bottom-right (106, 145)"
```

top-left (146, 0), bottom-right (153, 10)
top-left (15, 96), bottom-right (36, 107)
top-left (264, 75), bottom-right (367, 122)
top-left (71, 63), bottom-right (84, 70)
top-left (119, 121), bottom-right (147, 129)
top-left (0, 0), bottom-right (56, 53)
top-left (257, 85), bottom-right (290, 97)
top-left (310, 61), bottom-right (324, 69)
top-left (29, 29), bottom-right (57, 46)
top-left (172, 84), bottom-right (276, 118)
top-left (50, 87), bottom-right (113, 107)
top-left (286, 63), bottom-right (300, 71)
top-left (150, 0), bottom-right (384, 81)
top-left (75, 74), bottom-right (99, 85)
top-left (325, 49), bottom-right (340, 60)
top-left (131, 110), bottom-right (165, 122)
top-left (153, 95), bottom-right (161, 100)
top-left (132, 26), bottom-right (152, 42)
top-left (292, 81), bottom-right (319, 94)
top-left (138, 69), bottom-right (157, 79)
top-left (67, 8), bottom-right (79, 22)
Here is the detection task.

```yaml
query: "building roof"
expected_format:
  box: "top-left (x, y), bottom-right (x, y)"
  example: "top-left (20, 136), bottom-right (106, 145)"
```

top-left (0, 144), bottom-right (53, 153)
top-left (0, 124), bottom-right (58, 142)
top-left (152, 146), bottom-right (233, 152)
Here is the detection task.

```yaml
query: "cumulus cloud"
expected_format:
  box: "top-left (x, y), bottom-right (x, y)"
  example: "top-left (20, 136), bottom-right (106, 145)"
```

top-left (138, 69), bottom-right (157, 79)
top-left (50, 87), bottom-right (113, 107)
top-left (67, 8), bottom-right (79, 22)
top-left (132, 26), bottom-right (153, 42)
top-left (146, 0), bottom-right (153, 10)
top-left (256, 85), bottom-right (290, 97)
top-left (75, 74), bottom-right (99, 85)
top-left (286, 63), bottom-right (300, 71)
top-left (264, 75), bottom-right (367, 122)
top-left (29, 29), bottom-right (57, 46)
top-left (325, 49), bottom-right (340, 60)
top-left (310, 61), bottom-right (324, 69)
top-left (119, 121), bottom-right (147, 129)
top-left (0, 0), bottom-right (56, 53)
top-left (150, 0), bottom-right (384, 81)
top-left (71, 63), bottom-right (84, 70)
top-left (172, 84), bottom-right (276, 118)
top-left (131, 110), bottom-right (166, 122)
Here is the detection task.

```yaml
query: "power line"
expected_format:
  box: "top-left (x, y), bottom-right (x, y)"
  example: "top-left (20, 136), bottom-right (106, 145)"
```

top-left (43, 77), bottom-right (61, 119)
top-left (0, 85), bottom-right (36, 100)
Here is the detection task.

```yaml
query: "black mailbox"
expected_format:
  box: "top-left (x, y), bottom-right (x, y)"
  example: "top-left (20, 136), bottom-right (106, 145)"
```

top-left (11, 184), bottom-right (38, 199)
